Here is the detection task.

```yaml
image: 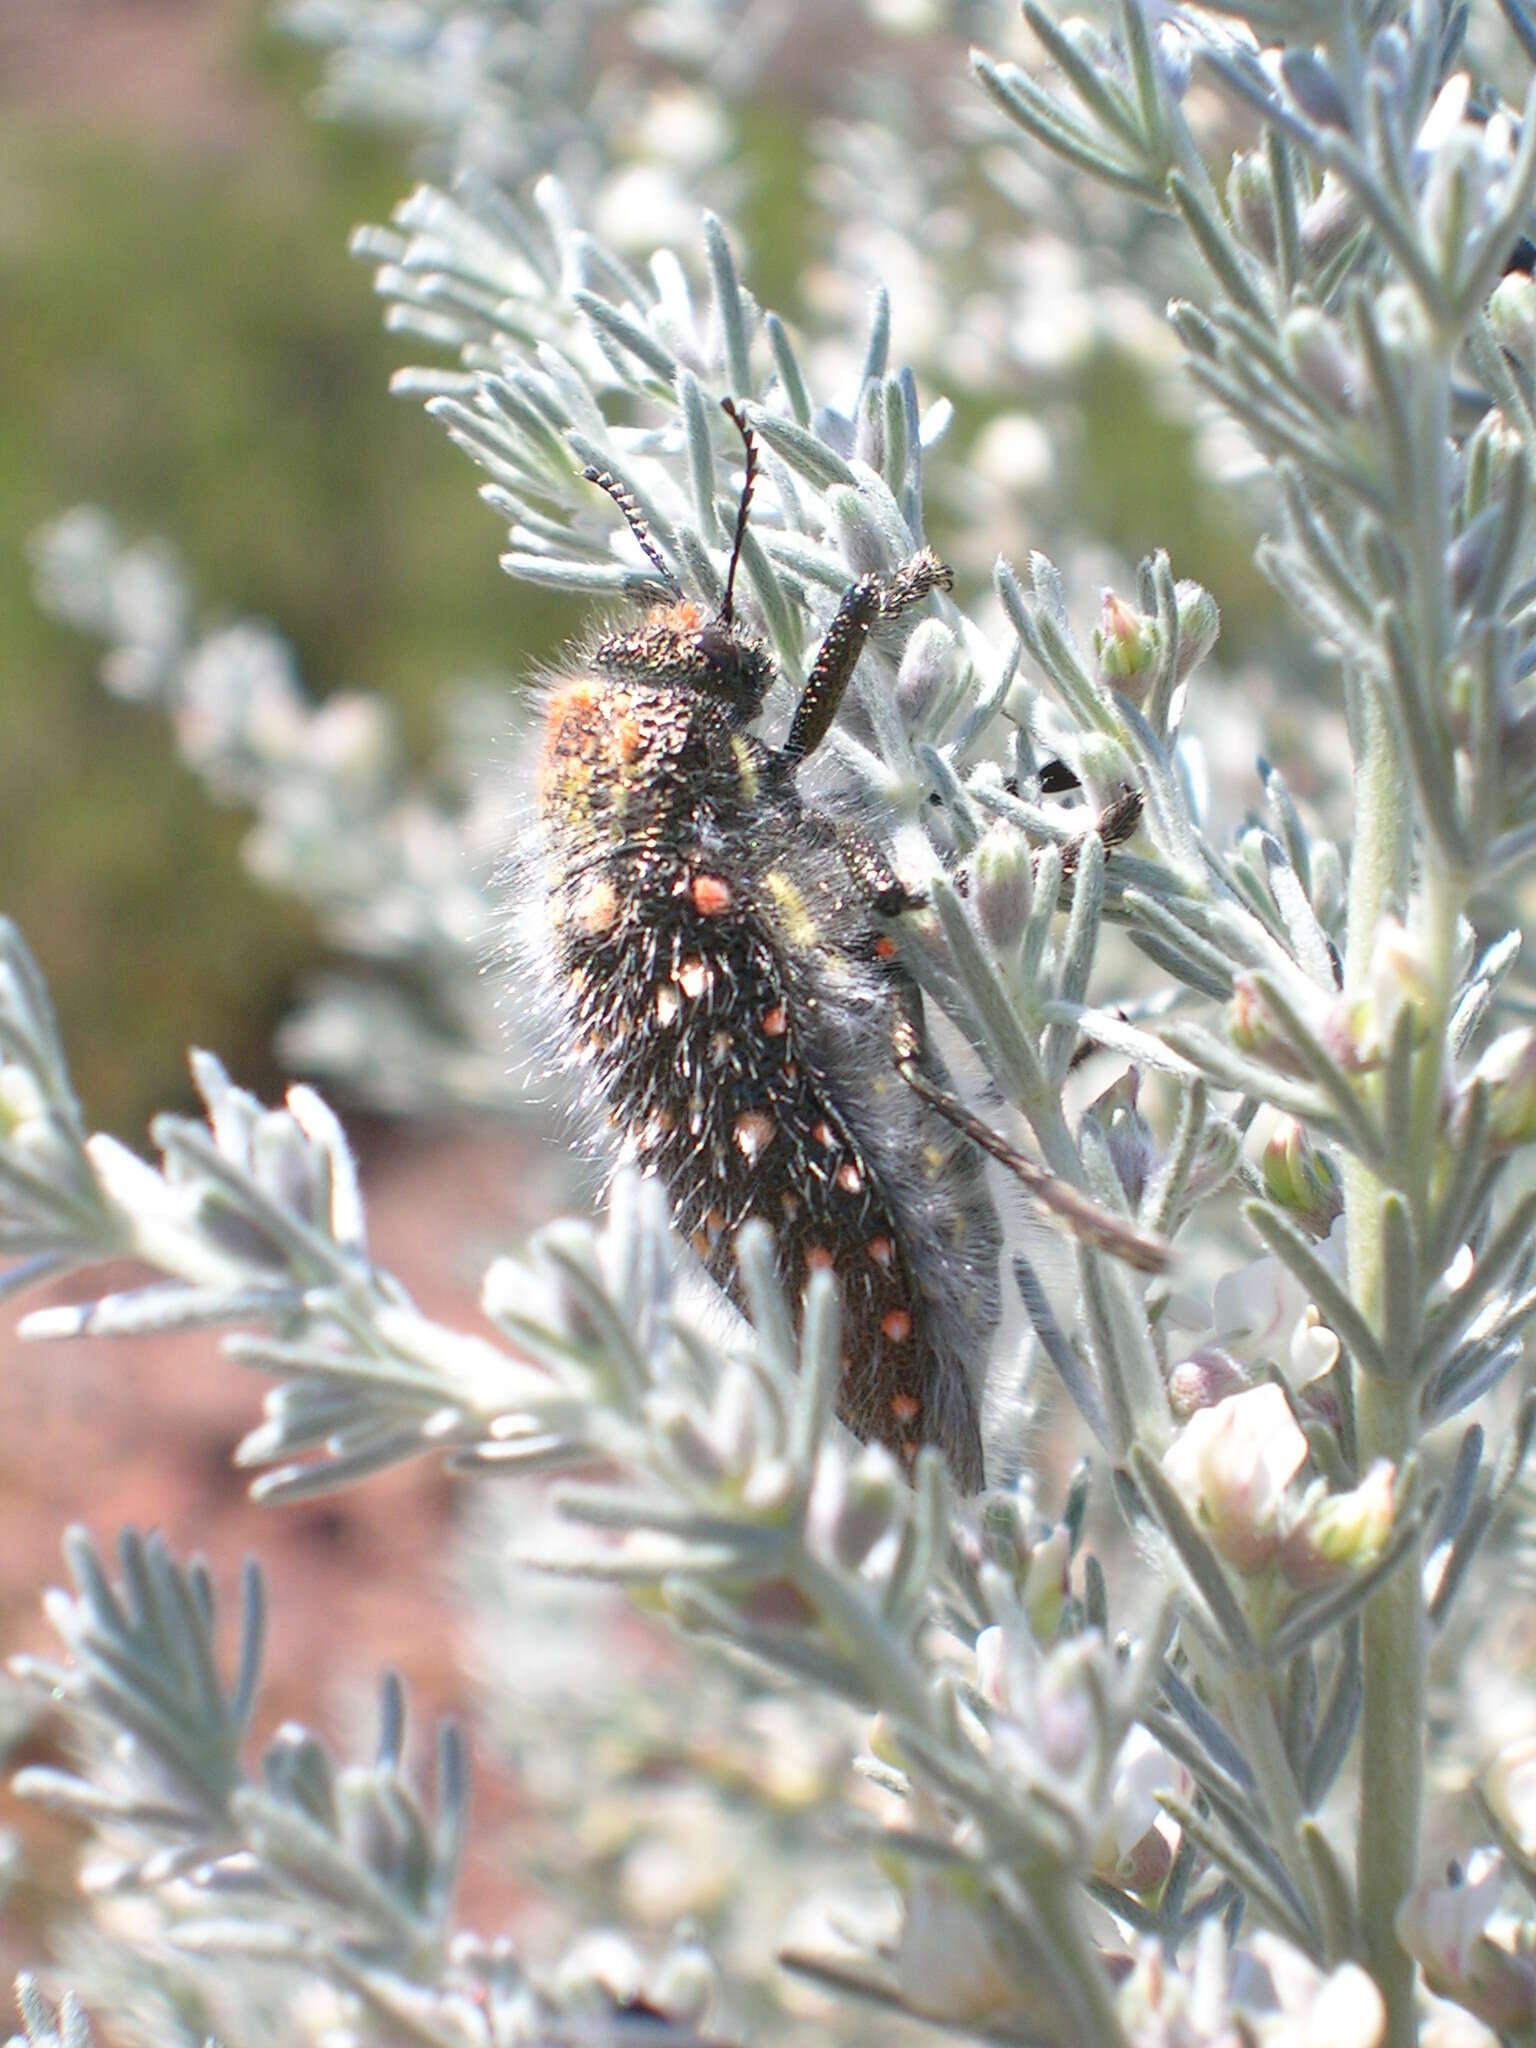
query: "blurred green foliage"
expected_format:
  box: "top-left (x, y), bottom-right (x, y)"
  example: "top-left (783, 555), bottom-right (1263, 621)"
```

top-left (0, 10), bottom-right (570, 1135)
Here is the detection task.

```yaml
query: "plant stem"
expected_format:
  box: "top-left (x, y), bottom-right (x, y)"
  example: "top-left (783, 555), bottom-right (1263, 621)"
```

top-left (1354, 1372), bottom-right (1424, 2047)
top-left (1225, 1663), bottom-right (1330, 1957)
top-left (1029, 1878), bottom-right (1130, 2047)
top-left (1342, 648), bottom-right (1424, 2045)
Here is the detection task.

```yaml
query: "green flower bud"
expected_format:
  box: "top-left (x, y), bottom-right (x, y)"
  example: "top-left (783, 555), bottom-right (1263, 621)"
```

top-left (0, 1062), bottom-right (47, 1138)
top-left (1076, 732), bottom-right (1139, 811)
top-left (1309, 837), bottom-right (1346, 929)
top-left (827, 484), bottom-right (891, 579)
top-left (1299, 173), bottom-right (1358, 264)
top-left (1227, 150), bottom-right (1277, 263)
top-left (1469, 1027), bottom-right (1536, 1149)
top-left (1173, 579), bottom-right (1220, 682)
top-left (1227, 976), bottom-right (1311, 1077)
top-left (1283, 308), bottom-right (1361, 414)
top-left (1262, 1116), bottom-right (1344, 1236)
top-left (1464, 408), bottom-right (1527, 520)
top-left (1022, 1524), bottom-right (1070, 1639)
top-left (1279, 1459), bottom-right (1394, 1590)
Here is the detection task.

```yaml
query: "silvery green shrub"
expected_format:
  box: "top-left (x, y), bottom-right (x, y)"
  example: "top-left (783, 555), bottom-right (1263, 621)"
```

top-left (10, 0), bottom-right (1536, 2042)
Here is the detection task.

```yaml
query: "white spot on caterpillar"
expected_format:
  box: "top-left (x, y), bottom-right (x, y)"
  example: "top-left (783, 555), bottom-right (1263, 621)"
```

top-left (733, 1111), bottom-right (776, 1161)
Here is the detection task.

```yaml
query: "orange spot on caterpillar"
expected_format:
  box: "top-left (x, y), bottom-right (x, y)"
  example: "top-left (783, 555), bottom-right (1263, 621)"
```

top-left (543, 677), bottom-right (600, 724)
top-left (873, 935), bottom-right (896, 959)
top-left (691, 873), bottom-right (733, 915)
top-left (649, 599), bottom-right (702, 633)
top-left (761, 1004), bottom-right (788, 1036)
top-left (811, 1121), bottom-right (835, 1148)
top-left (891, 1391), bottom-right (920, 1422)
top-left (881, 1309), bottom-right (913, 1344)
top-left (866, 1236), bottom-right (894, 1269)
top-left (805, 1245), bottom-right (835, 1272)
top-left (835, 1162), bottom-right (864, 1195)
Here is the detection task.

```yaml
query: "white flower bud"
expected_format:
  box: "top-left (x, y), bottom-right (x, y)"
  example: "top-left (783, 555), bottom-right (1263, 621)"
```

top-left (895, 617), bottom-right (959, 726)
top-left (827, 485), bottom-right (891, 579)
top-left (645, 1938), bottom-right (718, 2026)
top-left (1162, 1383), bottom-right (1308, 1573)
top-left (1167, 1346), bottom-right (1250, 1420)
top-left (970, 823), bottom-right (1033, 951)
top-left (807, 1442), bottom-right (903, 1571)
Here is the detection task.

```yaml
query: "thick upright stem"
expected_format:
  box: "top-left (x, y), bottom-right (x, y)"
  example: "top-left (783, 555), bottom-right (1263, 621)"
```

top-left (1354, 1373), bottom-right (1424, 2045)
top-left (1342, 667), bottom-right (1423, 2046)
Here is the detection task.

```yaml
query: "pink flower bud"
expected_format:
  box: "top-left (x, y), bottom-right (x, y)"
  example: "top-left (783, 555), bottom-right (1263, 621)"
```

top-left (1167, 1346), bottom-right (1250, 1420)
top-left (1397, 1851), bottom-right (1536, 2033)
top-left (1094, 591), bottom-right (1158, 698)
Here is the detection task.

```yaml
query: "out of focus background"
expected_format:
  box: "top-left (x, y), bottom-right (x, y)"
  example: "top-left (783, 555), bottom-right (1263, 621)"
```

top-left (1, 0), bottom-right (535, 1133)
top-left (0, 0), bottom-right (1286, 2013)
top-left (0, 0), bottom-right (1283, 1140)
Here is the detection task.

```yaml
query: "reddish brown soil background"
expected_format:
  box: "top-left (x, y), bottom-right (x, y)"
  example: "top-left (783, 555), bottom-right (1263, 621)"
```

top-left (0, 1116), bottom-right (552, 1976)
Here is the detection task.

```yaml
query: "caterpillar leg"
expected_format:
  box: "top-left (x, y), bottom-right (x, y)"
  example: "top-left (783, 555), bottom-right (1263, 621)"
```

top-left (894, 1059), bottom-right (1169, 1274)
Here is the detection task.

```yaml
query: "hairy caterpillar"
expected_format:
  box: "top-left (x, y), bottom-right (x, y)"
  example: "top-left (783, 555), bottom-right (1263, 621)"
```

top-left (531, 401), bottom-right (1151, 1491)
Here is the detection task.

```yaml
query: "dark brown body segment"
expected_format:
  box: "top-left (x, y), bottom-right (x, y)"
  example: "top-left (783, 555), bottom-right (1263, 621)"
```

top-left (537, 605), bottom-right (998, 1489)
